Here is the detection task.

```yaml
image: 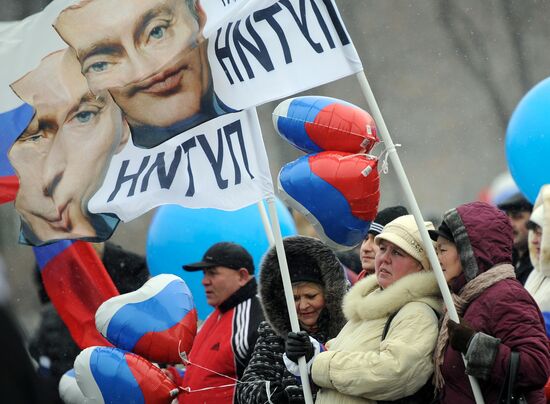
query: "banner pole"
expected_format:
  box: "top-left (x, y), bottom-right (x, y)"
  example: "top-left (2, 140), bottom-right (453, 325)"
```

top-left (355, 71), bottom-right (485, 404)
top-left (266, 196), bottom-right (315, 404)
top-left (257, 200), bottom-right (275, 246)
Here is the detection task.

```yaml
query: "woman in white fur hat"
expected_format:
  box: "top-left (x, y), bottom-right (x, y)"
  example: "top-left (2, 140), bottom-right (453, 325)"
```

top-left (524, 184), bottom-right (550, 337)
top-left (283, 215), bottom-right (442, 404)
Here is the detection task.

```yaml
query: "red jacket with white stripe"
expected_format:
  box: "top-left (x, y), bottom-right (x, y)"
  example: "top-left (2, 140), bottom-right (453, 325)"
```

top-left (179, 279), bottom-right (263, 403)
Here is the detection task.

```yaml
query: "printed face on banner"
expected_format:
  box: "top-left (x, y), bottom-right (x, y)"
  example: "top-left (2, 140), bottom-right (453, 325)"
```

top-left (8, 49), bottom-right (127, 245)
top-left (1, 0), bottom-right (363, 245)
top-left (54, 0), bottom-right (221, 149)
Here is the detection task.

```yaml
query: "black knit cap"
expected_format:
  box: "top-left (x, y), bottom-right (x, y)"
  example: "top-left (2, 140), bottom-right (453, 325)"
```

top-left (287, 253), bottom-right (323, 285)
top-left (429, 220), bottom-right (454, 242)
top-left (183, 242), bottom-right (255, 274)
top-left (497, 192), bottom-right (533, 213)
top-left (368, 205), bottom-right (409, 236)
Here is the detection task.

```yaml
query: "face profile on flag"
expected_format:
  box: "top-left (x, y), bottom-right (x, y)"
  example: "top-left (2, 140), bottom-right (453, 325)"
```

top-left (54, 0), bottom-right (231, 149)
top-left (8, 48), bottom-right (126, 245)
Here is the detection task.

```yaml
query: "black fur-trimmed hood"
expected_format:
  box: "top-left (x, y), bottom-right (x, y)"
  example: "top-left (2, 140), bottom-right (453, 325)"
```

top-left (259, 236), bottom-right (349, 339)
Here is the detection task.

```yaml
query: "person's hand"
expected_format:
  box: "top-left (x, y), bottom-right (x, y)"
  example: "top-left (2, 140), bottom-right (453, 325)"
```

top-left (285, 331), bottom-right (314, 363)
top-left (257, 382), bottom-right (288, 404)
top-left (448, 317), bottom-right (476, 354)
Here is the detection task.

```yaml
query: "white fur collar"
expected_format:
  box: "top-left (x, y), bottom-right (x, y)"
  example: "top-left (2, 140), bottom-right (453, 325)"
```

top-left (343, 271), bottom-right (442, 321)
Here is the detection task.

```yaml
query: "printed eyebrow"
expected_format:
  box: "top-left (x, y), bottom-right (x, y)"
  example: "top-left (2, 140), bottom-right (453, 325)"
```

top-left (66, 92), bottom-right (107, 120)
top-left (134, 5), bottom-right (174, 42)
top-left (19, 118), bottom-right (57, 139)
top-left (79, 42), bottom-right (124, 64)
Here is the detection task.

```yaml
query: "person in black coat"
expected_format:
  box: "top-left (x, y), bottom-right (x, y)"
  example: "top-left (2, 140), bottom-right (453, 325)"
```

top-left (236, 236), bottom-right (349, 403)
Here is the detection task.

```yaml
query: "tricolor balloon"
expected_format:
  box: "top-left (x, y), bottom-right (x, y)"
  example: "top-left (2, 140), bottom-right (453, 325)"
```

top-left (273, 96), bottom-right (378, 154)
top-left (279, 151), bottom-right (380, 250)
top-left (95, 274), bottom-right (197, 364)
top-left (58, 369), bottom-right (86, 404)
top-left (74, 346), bottom-right (179, 404)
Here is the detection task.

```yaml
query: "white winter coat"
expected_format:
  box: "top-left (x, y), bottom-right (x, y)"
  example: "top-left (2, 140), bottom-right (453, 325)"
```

top-left (525, 184), bottom-right (550, 334)
top-left (311, 271), bottom-right (442, 404)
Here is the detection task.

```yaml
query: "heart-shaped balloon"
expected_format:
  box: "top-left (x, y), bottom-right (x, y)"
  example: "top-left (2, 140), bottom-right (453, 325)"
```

top-left (59, 369), bottom-right (86, 404)
top-left (96, 274), bottom-right (197, 364)
top-left (74, 346), bottom-right (179, 404)
top-left (278, 151), bottom-right (380, 250)
top-left (273, 96), bottom-right (378, 154)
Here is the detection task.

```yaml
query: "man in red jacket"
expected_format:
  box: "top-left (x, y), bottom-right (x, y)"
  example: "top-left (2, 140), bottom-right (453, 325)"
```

top-left (178, 242), bottom-right (264, 403)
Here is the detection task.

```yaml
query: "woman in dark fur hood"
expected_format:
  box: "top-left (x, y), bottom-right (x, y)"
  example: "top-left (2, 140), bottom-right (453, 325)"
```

top-left (236, 236), bottom-right (348, 404)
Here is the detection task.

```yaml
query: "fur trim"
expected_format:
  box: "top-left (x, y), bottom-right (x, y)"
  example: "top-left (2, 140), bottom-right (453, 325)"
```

top-left (464, 332), bottom-right (500, 380)
top-left (529, 185), bottom-right (550, 277)
top-left (343, 271), bottom-right (442, 321)
top-left (444, 209), bottom-right (479, 281)
top-left (259, 236), bottom-right (348, 339)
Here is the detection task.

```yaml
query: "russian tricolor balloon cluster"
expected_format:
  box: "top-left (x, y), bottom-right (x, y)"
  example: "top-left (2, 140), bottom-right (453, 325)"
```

top-left (65, 274), bottom-right (197, 403)
top-left (274, 96), bottom-right (380, 249)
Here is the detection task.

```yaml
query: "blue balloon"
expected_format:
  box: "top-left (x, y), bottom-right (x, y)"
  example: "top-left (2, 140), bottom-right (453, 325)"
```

top-left (146, 200), bottom-right (297, 320)
top-left (506, 77), bottom-right (550, 203)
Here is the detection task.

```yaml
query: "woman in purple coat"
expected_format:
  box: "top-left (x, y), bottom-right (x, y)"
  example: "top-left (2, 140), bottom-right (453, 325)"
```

top-left (431, 201), bottom-right (550, 403)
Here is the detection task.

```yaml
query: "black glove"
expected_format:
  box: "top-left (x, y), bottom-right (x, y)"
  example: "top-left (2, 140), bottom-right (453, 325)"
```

top-left (448, 317), bottom-right (476, 354)
top-left (257, 382), bottom-right (288, 404)
top-left (285, 331), bottom-right (314, 363)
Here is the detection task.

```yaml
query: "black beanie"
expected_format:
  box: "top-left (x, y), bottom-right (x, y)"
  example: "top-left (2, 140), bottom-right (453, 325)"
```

top-left (368, 205), bottom-right (409, 236)
top-left (287, 253), bottom-right (323, 285)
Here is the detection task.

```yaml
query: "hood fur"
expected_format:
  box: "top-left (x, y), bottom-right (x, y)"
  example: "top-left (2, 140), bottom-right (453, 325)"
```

top-left (444, 201), bottom-right (513, 281)
top-left (343, 271), bottom-right (442, 321)
top-left (529, 185), bottom-right (550, 277)
top-left (259, 236), bottom-right (348, 339)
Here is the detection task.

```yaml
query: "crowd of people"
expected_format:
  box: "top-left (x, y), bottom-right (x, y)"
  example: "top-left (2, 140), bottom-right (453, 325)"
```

top-left (2, 189), bottom-right (550, 404)
top-left (168, 192), bottom-right (549, 403)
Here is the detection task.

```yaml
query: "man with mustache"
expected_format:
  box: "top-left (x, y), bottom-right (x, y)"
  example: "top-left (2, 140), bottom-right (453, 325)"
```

top-left (8, 48), bottom-right (128, 245)
top-left (55, 0), bottom-right (233, 149)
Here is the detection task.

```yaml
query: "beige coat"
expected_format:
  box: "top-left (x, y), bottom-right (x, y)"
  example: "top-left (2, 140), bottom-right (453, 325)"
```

top-left (311, 271), bottom-right (442, 404)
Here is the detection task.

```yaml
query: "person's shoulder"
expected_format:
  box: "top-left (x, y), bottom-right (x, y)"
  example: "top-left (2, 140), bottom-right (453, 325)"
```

top-left (397, 300), bottom-right (439, 321)
top-left (484, 278), bottom-right (529, 299)
top-left (480, 278), bottom-right (539, 313)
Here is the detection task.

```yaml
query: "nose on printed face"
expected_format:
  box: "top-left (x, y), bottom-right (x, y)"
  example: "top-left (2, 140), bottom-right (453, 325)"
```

top-left (42, 137), bottom-right (67, 198)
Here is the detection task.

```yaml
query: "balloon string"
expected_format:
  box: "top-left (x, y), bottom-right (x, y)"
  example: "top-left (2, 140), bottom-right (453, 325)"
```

top-left (177, 341), bottom-right (284, 403)
top-left (379, 142), bottom-right (401, 174)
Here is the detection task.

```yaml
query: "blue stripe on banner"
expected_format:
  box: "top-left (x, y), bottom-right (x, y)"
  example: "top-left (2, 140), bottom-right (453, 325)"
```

top-left (107, 279), bottom-right (194, 351)
top-left (33, 240), bottom-right (75, 271)
top-left (0, 103), bottom-right (34, 176)
top-left (90, 347), bottom-right (144, 404)
top-left (280, 155), bottom-right (369, 246)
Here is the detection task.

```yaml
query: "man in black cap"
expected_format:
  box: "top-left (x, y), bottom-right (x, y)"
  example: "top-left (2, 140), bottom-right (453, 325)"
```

top-left (177, 242), bottom-right (264, 404)
top-left (498, 192), bottom-right (534, 284)
top-left (357, 205), bottom-right (409, 280)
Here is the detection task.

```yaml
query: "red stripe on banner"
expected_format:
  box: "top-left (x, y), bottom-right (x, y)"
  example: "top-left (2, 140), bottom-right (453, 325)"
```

top-left (41, 241), bottom-right (119, 349)
top-left (0, 175), bottom-right (19, 205)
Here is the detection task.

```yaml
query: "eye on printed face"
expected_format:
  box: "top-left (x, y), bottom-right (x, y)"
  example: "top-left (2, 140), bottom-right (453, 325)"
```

top-left (374, 240), bottom-right (422, 289)
top-left (55, 0), bottom-right (210, 129)
top-left (8, 49), bottom-right (125, 243)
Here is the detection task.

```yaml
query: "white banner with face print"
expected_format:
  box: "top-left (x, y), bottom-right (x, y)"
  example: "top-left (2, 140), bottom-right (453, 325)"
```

top-left (88, 108), bottom-right (274, 222)
top-left (1, 0), bottom-right (361, 244)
